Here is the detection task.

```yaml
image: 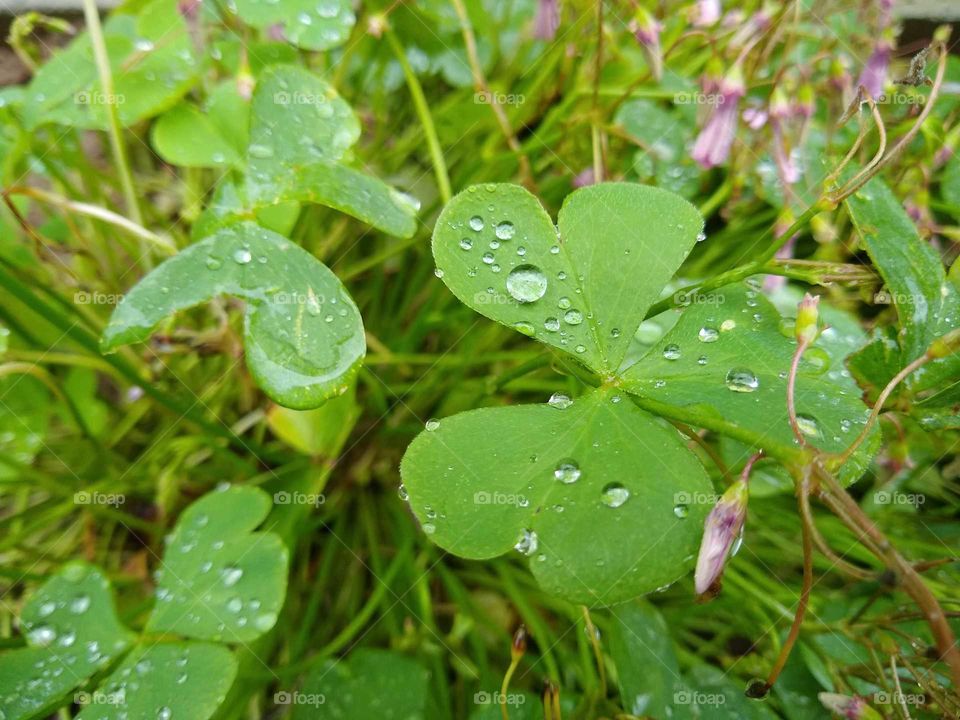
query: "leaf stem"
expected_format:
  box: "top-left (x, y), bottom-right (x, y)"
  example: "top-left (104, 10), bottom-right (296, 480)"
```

top-left (80, 0), bottom-right (145, 234)
top-left (384, 28), bottom-right (452, 204)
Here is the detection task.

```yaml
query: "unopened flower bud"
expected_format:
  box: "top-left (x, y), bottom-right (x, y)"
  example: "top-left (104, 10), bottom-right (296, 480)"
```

top-left (818, 693), bottom-right (883, 720)
top-left (927, 328), bottom-right (960, 360)
top-left (694, 478), bottom-right (749, 595)
top-left (511, 625), bottom-right (527, 659)
top-left (795, 293), bottom-right (820, 345)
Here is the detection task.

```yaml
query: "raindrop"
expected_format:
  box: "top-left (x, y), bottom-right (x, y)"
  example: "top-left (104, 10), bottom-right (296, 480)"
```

top-left (563, 309), bottom-right (583, 325)
top-left (548, 393), bottom-right (572, 409)
top-left (725, 368), bottom-right (759, 393)
top-left (70, 595), bottom-right (91, 614)
top-left (662, 343), bottom-right (681, 360)
top-left (601, 483), bottom-right (630, 508)
top-left (802, 347), bottom-right (831, 375)
top-left (482, 252), bottom-right (495, 265)
top-left (554, 459), bottom-right (581, 484)
top-left (397, 484), bottom-right (408, 501)
top-left (697, 355), bottom-right (708, 366)
top-left (673, 504), bottom-right (689, 519)
top-left (720, 319), bottom-right (736, 332)
top-left (795, 414), bottom-right (822, 438)
top-left (221, 566), bottom-right (243, 587)
top-left (468, 216), bottom-right (484, 231)
top-left (157, 707), bottom-right (172, 720)
top-left (425, 419), bottom-right (440, 431)
top-left (514, 529), bottom-right (538, 556)
top-left (698, 327), bottom-right (719, 343)
top-left (459, 237), bottom-right (473, 250)
top-left (495, 221), bottom-right (515, 240)
top-left (233, 248), bottom-right (252, 265)
top-left (506, 265), bottom-right (548, 303)
top-left (544, 317), bottom-right (560, 332)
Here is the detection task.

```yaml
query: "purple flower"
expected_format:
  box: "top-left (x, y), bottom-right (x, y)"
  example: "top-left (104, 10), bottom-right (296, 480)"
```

top-left (533, 0), bottom-right (560, 41)
top-left (631, 7), bottom-right (663, 81)
top-left (177, 0), bottom-right (201, 20)
top-left (691, 67), bottom-right (744, 169)
top-left (573, 168), bottom-right (596, 188)
top-left (693, 0), bottom-right (722, 26)
top-left (742, 105), bottom-right (768, 130)
top-left (858, 40), bottom-right (892, 99)
top-left (266, 23), bottom-right (287, 42)
top-left (694, 476), bottom-right (749, 595)
top-left (818, 693), bottom-right (883, 720)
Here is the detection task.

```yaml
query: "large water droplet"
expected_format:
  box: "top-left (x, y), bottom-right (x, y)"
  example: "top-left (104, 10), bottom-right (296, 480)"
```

top-left (459, 237), bottom-right (473, 250)
top-left (662, 343), bottom-right (681, 360)
top-left (469, 216), bottom-right (484, 231)
top-left (795, 414), bottom-right (822, 438)
top-left (544, 317), bottom-right (560, 332)
top-left (514, 529), bottom-right (538, 556)
top-left (725, 367), bottom-right (759, 393)
top-left (601, 483), bottom-right (630, 508)
top-left (698, 327), bottom-right (719, 343)
top-left (563, 309), bottom-right (583, 325)
top-left (495, 221), bottom-right (515, 240)
top-left (554, 459), bottom-right (581, 484)
top-left (221, 566), bottom-right (243, 587)
top-left (548, 392), bottom-right (572, 409)
top-left (233, 248), bottom-right (252, 265)
top-left (506, 265), bottom-right (548, 303)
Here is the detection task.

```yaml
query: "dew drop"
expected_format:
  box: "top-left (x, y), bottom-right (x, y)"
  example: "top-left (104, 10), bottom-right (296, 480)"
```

top-left (221, 566), bottom-right (243, 587)
top-left (698, 326), bottom-right (719, 343)
top-left (459, 237), bottom-right (473, 250)
top-left (469, 216), bottom-right (484, 231)
top-left (544, 317), bottom-right (560, 332)
top-left (495, 221), bottom-right (515, 240)
top-left (506, 265), bottom-right (548, 303)
top-left (554, 459), bottom-right (581, 484)
top-left (662, 343), bottom-right (681, 360)
top-left (514, 529), bottom-right (538, 556)
top-left (482, 252), bottom-right (495, 265)
top-left (697, 355), bottom-right (708, 366)
top-left (425, 418), bottom-right (440, 431)
top-left (548, 393), bottom-right (572, 409)
top-left (397, 484), bottom-right (408, 501)
top-left (795, 414), bottom-right (822, 438)
top-left (514, 321), bottom-right (535, 335)
top-left (563, 309), bottom-right (583, 325)
top-left (673, 503), bottom-right (689, 519)
top-left (601, 483), bottom-right (630, 508)
top-left (233, 248), bottom-right (252, 265)
top-left (725, 367), bottom-right (759, 393)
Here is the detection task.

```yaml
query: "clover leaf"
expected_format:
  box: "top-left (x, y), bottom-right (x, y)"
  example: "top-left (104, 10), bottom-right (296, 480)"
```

top-left (0, 487), bottom-right (284, 720)
top-left (232, 0), bottom-right (356, 52)
top-left (401, 183), bottom-right (875, 605)
top-left (147, 486), bottom-right (289, 641)
top-left (102, 222), bottom-right (364, 409)
top-left (152, 65), bottom-right (418, 238)
top-left (0, 563), bottom-right (134, 720)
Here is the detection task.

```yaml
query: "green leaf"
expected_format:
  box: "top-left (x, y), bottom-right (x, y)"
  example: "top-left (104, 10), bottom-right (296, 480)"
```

top-left (23, 0), bottom-right (199, 130)
top-left (76, 643), bottom-right (237, 720)
top-left (400, 387), bottom-right (711, 605)
top-left (101, 222), bottom-right (365, 409)
top-left (0, 563), bottom-right (134, 720)
top-left (845, 177), bottom-right (960, 390)
top-left (151, 105), bottom-right (242, 169)
top-left (0, 375), bottom-right (50, 481)
top-left (146, 486), bottom-right (289, 642)
top-left (233, 0), bottom-right (356, 51)
top-left (621, 283), bottom-right (878, 481)
top-left (244, 65), bottom-right (417, 238)
top-left (266, 382), bottom-right (359, 456)
top-left (294, 649), bottom-right (429, 720)
top-left (608, 601), bottom-right (692, 718)
top-left (432, 182), bottom-right (703, 374)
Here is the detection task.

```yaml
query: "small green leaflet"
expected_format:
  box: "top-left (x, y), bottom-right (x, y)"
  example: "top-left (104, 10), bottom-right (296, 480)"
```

top-left (146, 486), bottom-right (289, 642)
top-left (402, 387), bottom-right (712, 606)
top-left (0, 563), bottom-right (134, 720)
top-left (101, 222), bottom-right (364, 410)
top-left (232, 0), bottom-right (356, 52)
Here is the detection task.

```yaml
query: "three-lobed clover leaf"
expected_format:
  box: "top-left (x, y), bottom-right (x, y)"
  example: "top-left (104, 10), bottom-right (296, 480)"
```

top-left (76, 643), bottom-right (237, 720)
top-left (401, 182), bottom-right (876, 605)
top-left (152, 65), bottom-right (418, 238)
top-left (147, 486), bottom-right (289, 642)
top-left (22, 0), bottom-right (198, 131)
top-left (0, 487), bottom-right (284, 720)
top-left (231, 0), bottom-right (356, 52)
top-left (102, 222), bottom-right (364, 410)
top-left (294, 649), bottom-right (430, 719)
top-left (0, 563), bottom-right (134, 720)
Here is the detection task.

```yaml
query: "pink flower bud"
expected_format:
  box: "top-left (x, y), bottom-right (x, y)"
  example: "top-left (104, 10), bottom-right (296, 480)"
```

top-left (796, 293), bottom-right (820, 345)
top-left (533, 0), bottom-right (560, 41)
top-left (691, 66), bottom-right (744, 169)
top-left (694, 478), bottom-right (749, 595)
top-left (818, 693), bottom-right (883, 720)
